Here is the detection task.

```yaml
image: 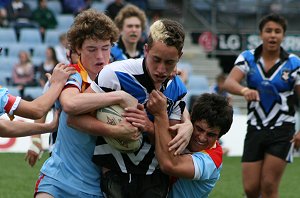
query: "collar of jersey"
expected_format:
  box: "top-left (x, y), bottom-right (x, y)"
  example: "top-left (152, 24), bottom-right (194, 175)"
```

top-left (71, 59), bottom-right (91, 83)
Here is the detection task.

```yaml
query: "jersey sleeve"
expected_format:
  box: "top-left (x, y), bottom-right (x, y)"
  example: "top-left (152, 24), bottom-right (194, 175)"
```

top-left (167, 76), bottom-right (187, 121)
top-left (65, 72), bottom-right (83, 91)
top-left (0, 88), bottom-right (21, 116)
top-left (234, 52), bottom-right (249, 74)
top-left (191, 152), bottom-right (220, 180)
top-left (90, 66), bottom-right (120, 93)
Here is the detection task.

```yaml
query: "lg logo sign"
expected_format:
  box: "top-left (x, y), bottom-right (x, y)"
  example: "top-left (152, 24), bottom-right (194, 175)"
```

top-left (218, 34), bottom-right (242, 51)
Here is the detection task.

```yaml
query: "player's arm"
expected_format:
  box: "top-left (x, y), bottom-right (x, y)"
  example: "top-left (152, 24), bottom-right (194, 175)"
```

top-left (291, 84), bottom-right (300, 149)
top-left (59, 86), bottom-right (138, 115)
top-left (67, 113), bottom-right (140, 141)
top-left (224, 66), bottom-right (259, 101)
top-left (147, 90), bottom-right (195, 179)
top-left (14, 63), bottom-right (76, 119)
top-left (0, 109), bottom-right (59, 138)
top-left (168, 108), bottom-right (193, 155)
top-left (25, 116), bottom-right (46, 167)
top-left (123, 104), bottom-right (181, 144)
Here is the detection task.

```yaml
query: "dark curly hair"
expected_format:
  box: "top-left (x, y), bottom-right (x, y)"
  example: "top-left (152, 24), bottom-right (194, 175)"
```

top-left (191, 93), bottom-right (233, 138)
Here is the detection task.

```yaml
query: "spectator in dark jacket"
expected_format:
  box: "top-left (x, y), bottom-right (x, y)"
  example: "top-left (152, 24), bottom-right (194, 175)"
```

top-left (32, 0), bottom-right (57, 40)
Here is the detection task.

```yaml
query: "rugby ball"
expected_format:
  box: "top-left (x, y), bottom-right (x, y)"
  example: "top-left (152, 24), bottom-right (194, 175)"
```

top-left (96, 105), bottom-right (142, 153)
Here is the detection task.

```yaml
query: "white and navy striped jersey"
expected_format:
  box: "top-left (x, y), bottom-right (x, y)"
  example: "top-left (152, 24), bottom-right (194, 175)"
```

top-left (235, 45), bottom-right (300, 130)
top-left (91, 58), bottom-right (187, 175)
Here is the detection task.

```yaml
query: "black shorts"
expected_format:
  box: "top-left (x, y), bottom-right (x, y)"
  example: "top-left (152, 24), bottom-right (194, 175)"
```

top-left (100, 169), bottom-right (169, 198)
top-left (242, 124), bottom-right (295, 162)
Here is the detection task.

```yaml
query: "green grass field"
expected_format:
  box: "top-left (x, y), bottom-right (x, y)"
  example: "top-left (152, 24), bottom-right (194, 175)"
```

top-left (0, 153), bottom-right (300, 197)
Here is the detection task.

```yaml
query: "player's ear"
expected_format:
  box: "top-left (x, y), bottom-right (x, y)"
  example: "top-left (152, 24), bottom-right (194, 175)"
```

top-left (144, 44), bottom-right (149, 55)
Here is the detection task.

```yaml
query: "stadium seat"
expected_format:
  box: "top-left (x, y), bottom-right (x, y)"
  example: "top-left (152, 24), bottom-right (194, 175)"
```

top-left (56, 14), bottom-right (74, 31)
top-left (0, 56), bottom-right (18, 73)
top-left (32, 44), bottom-right (48, 59)
top-left (47, 0), bottom-right (62, 15)
top-left (7, 43), bottom-right (32, 58)
top-left (187, 74), bottom-right (210, 91)
top-left (91, 2), bottom-right (106, 12)
top-left (0, 28), bottom-right (18, 45)
top-left (6, 86), bottom-right (21, 96)
top-left (19, 28), bottom-right (42, 44)
top-left (24, 86), bottom-right (44, 99)
top-left (44, 29), bottom-right (64, 46)
top-left (23, 0), bottom-right (38, 10)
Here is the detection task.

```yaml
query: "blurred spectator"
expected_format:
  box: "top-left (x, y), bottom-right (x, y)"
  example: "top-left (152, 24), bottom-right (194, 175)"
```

top-left (38, 47), bottom-right (59, 87)
top-left (54, 32), bottom-right (68, 63)
top-left (11, 50), bottom-right (35, 97)
top-left (176, 62), bottom-right (191, 85)
top-left (210, 73), bottom-right (232, 105)
top-left (126, 0), bottom-right (147, 11)
top-left (111, 4), bottom-right (147, 62)
top-left (0, 0), bottom-right (10, 27)
top-left (61, 0), bottom-right (91, 15)
top-left (147, 0), bottom-right (167, 22)
top-left (31, 0), bottom-right (58, 40)
top-left (5, 0), bottom-right (38, 37)
top-left (105, 0), bottom-right (125, 20)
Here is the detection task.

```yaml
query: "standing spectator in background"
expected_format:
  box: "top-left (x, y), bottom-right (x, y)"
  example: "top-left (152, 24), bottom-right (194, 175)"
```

top-left (110, 4), bottom-right (147, 62)
top-left (54, 33), bottom-right (68, 63)
top-left (12, 50), bottom-right (35, 97)
top-left (211, 73), bottom-right (232, 105)
top-left (0, 0), bottom-right (10, 27)
top-left (224, 13), bottom-right (300, 198)
top-left (5, 0), bottom-right (38, 37)
top-left (148, 92), bottom-right (233, 198)
top-left (31, 0), bottom-right (57, 41)
top-left (61, 0), bottom-right (91, 15)
top-left (105, 0), bottom-right (125, 20)
top-left (38, 47), bottom-right (59, 87)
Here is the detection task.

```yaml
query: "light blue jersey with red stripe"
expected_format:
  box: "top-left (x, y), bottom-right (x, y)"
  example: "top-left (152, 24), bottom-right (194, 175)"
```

top-left (37, 62), bottom-right (104, 197)
top-left (168, 141), bottom-right (223, 198)
top-left (0, 88), bottom-right (21, 118)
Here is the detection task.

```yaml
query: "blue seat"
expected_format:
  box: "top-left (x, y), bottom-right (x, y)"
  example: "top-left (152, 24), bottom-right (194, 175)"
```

top-left (91, 2), bottom-right (106, 12)
top-left (6, 86), bottom-right (21, 96)
top-left (185, 89), bottom-right (210, 112)
top-left (56, 14), bottom-right (74, 31)
top-left (7, 43), bottom-right (32, 58)
top-left (24, 86), bottom-right (44, 99)
top-left (0, 56), bottom-right (18, 73)
top-left (0, 28), bottom-right (17, 45)
top-left (44, 29), bottom-right (64, 46)
top-left (32, 44), bottom-right (48, 59)
top-left (0, 71), bottom-right (12, 86)
top-left (187, 74), bottom-right (209, 91)
top-left (19, 28), bottom-right (42, 44)
top-left (47, 0), bottom-right (62, 15)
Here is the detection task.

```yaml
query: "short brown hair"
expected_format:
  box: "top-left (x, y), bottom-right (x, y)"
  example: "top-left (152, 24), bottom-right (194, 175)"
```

top-left (67, 9), bottom-right (119, 52)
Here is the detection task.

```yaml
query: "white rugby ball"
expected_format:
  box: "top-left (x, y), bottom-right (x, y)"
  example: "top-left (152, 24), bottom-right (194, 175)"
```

top-left (96, 105), bottom-right (142, 153)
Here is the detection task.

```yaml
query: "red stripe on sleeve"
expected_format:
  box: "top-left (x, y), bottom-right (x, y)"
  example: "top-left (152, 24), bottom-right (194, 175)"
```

top-left (4, 94), bottom-right (17, 114)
